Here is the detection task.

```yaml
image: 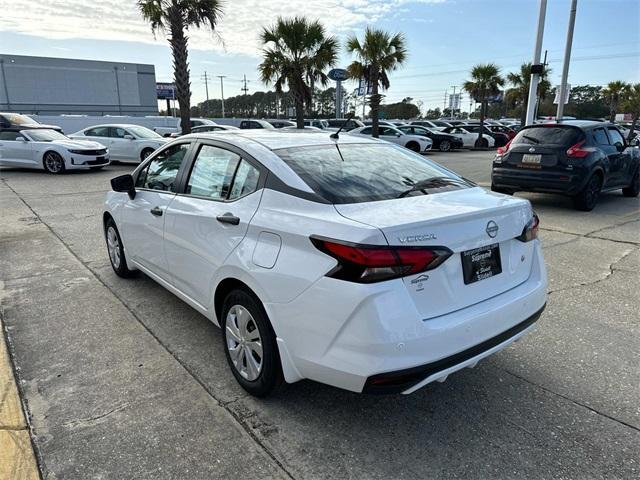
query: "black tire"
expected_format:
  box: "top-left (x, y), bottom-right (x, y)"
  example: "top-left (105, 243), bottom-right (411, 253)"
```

top-left (491, 184), bottom-right (514, 195)
top-left (140, 148), bottom-right (154, 162)
top-left (439, 140), bottom-right (451, 152)
top-left (573, 174), bottom-right (602, 211)
top-left (475, 137), bottom-right (489, 148)
top-left (622, 168), bottom-right (639, 197)
top-left (221, 289), bottom-right (283, 397)
top-left (43, 151), bottom-right (66, 174)
top-left (105, 218), bottom-right (136, 278)
top-left (406, 141), bottom-right (421, 152)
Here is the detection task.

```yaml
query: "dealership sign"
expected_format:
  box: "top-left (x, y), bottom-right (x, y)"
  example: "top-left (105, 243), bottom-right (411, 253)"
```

top-left (156, 83), bottom-right (176, 100)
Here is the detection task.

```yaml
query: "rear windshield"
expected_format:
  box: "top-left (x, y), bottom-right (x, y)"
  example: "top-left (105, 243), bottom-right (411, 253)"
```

top-left (275, 143), bottom-right (473, 204)
top-left (513, 126), bottom-right (583, 146)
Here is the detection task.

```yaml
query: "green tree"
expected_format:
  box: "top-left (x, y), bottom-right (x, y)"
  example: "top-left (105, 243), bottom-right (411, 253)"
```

top-left (258, 17), bottom-right (338, 128)
top-left (425, 107), bottom-right (441, 119)
top-left (463, 63), bottom-right (504, 147)
top-left (379, 99), bottom-right (419, 120)
top-left (506, 62), bottom-right (551, 124)
top-left (346, 27), bottom-right (407, 138)
top-left (621, 83), bottom-right (640, 141)
top-left (602, 80), bottom-right (630, 122)
top-left (138, 0), bottom-right (223, 135)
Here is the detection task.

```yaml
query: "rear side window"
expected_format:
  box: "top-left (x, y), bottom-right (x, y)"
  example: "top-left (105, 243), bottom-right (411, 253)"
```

top-left (607, 128), bottom-right (625, 146)
top-left (275, 144), bottom-right (471, 204)
top-left (593, 128), bottom-right (610, 145)
top-left (512, 127), bottom-right (583, 146)
top-left (186, 145), bottom-right (240, 199)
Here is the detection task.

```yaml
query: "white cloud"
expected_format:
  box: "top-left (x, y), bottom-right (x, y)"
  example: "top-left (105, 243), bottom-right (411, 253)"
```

top-left (0, 0), bottom-right (446, 57)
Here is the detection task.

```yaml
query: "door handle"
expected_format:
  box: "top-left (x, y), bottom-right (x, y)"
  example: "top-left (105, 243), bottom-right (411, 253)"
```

top-left (216, 213), bottom-right (240, 225)
top-left (150, 206), bottom-right (163, 217)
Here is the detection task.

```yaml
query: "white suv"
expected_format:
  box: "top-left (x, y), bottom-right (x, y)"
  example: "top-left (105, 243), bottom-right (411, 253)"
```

top-left (104, 130), bottom-right (547, 396)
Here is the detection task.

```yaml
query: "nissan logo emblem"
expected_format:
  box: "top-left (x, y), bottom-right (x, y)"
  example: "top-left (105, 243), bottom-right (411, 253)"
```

top-left (486, 221), bottom-right (499, 238)
top-left (528, 147), bottom-right (536, 153)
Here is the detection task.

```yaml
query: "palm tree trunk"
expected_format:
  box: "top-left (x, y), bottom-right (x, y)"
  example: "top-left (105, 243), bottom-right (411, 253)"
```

top-left (294, 95), bottom-right (304, 129)
top-left (609, 101), bottom-right (616, 123)
top-left (370, 72), bottom-right (381, 138)
top-left (629, 116), bottom-right (638, 142)
top-left (476, 98), bottom-right (485, 148)
top-left (168, 13), bottom-right (191, 135)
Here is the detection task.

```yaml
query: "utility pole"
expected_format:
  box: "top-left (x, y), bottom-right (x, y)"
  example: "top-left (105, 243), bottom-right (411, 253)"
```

top-left (443, 90), bottom-right (448, 113)
top-left (525, 0), bottom-right (547, 125)
top-left (201, 71), bottom-right (210, 117)
top-left (241, 74), bottom-right (249, 118)
top-left (217, 75), bottom-right (226, 118)
top-left (450, 85), bottom-right (457, 118)
top-left (556, 0), bottom-right (577, 123)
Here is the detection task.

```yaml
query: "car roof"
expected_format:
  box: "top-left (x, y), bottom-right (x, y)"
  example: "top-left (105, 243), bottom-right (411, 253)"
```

top-left (82, 124), bottom-right (151, 129)
top-left (529, 120), bottom-right (611, 129)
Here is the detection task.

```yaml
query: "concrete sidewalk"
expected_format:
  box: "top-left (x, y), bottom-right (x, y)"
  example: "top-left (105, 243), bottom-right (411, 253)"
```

top-left (0, 180), bottom-right (288, 479)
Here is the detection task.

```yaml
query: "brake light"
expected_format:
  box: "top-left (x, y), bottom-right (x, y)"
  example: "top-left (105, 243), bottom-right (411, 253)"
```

top-left (310, 236), bottom-right (453, 283)
top-left (496, 138), bottom-right (513, 155)
top-left (516, 213), bottom-right (539, 242)
top-left (566, 140), bottom-right (590, 158)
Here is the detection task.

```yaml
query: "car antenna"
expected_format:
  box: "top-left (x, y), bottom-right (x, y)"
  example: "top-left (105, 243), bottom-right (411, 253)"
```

top-left (330, 112), bottom-right (355, 140)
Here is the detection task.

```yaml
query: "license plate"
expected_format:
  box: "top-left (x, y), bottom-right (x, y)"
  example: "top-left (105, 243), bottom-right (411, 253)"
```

top-left (461, 244), bottom-right (502, 285)
top-left (96, 156), bottom-right (105, 161)
top-left (522, 154), bottom-right (541, 164)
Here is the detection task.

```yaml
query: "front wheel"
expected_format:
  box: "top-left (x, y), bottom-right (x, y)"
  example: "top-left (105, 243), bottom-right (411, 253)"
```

top-left (140, 148), bottom-right (154, 162)
top-left (105, 219), bottom-right (136, 278)
top-left (573, 174), bottom-right (602, 211)
top-left (622, 169), bottom-right (639, 197)
top-left (221, 289), bottom-right (283, 397)
top-left (439, 140), bottom-right (451, 152)
top-left (43, 151), bottom-right (66, 174)
top-left (406, 141), bottom-right (421, 152)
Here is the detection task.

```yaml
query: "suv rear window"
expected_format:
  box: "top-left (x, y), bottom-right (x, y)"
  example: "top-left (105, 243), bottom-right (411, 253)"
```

top-left (513, 126), bottom-right (583, 146)
top-left (275, 143), bottom-right (472, 204)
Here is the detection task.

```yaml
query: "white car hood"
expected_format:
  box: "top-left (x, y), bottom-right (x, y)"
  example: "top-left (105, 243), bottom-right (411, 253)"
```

top-left (51, 139), bottom-right (106, 149)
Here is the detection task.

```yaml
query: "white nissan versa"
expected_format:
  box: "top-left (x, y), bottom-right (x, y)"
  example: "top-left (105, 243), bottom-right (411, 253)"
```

top-left (103, 130), bottom-right (547, 397)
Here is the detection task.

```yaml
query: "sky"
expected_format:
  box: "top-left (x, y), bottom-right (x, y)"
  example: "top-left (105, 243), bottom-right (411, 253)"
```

top-left (0, 0), bottom-right (638, 114)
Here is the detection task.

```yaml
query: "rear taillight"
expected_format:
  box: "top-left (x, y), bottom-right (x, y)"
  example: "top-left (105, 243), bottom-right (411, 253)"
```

top-left (496, 138), bottom-right (513, 155)
top-left (310, 236), bottom-right (453, 283)
top-left (516, 213), bottom-right (539, 242)
top-left (566, 140), bottom-right (590, 158)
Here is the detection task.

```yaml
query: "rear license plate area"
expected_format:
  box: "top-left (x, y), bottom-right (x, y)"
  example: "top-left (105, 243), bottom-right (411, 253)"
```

top-left (461, 243), bottom-right (502, 285)
top-left (522, 154), bottom-right (541, 164)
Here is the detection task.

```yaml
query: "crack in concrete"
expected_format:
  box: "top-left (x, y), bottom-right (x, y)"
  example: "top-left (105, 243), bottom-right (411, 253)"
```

top-left (2, 179), bottom-right (296, 480)
top-left (61, 403), bottom-right (129, 429)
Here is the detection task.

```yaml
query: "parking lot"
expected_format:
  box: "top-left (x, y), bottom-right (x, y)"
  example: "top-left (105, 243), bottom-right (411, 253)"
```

top-left (1, 149), bottom-right (638, 479)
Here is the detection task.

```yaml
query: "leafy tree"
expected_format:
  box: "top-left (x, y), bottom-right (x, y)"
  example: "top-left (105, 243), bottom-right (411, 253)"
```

top-left (138, 0), bottom-right (223, 135)
top-left (506, 62), bottom-right (551, 125)
top-left (602, 80), bottom-right (630, 122)
top-left (621, 83), bottom-right (640, 141)
top-left (258, 17), bottom-right (338, 128)
top-left (379, 100), bottom-right (419, 120)
top-left (347, 27), bottom-right (407, 137)
top-left (463, 63), bottom-right (504, 146)
top-left (424, 107), bottom-right (441, 119)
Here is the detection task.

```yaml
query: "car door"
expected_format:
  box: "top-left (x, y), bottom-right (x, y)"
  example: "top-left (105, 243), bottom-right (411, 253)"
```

top-left (606, 127), bottom-right (632, 186)
top-left (163, 142), bottom-right (263, 307)
top-left (0, 131), bottom-right (35, 167)
top-left (120, 142), bottom-right (193, 281)
top-left (109, 126), bottom-right (133, 160)
top-left (379, 127), bottom-right (402, 146)
top-left (82, 126), bottom-right (112, 150)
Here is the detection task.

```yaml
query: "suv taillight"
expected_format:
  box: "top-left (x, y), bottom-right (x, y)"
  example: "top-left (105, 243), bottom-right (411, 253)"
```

top-left (310, 236), bottom-right (452, 283)
top-left (496, 138), bottom-right (513, 156)
top-left (566, 140), bottom-right (590, 158)
top-left (516, 213), bottom-right (539, 242)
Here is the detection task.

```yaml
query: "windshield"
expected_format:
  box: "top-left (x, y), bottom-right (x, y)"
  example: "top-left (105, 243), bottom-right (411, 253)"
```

top-left (127, 126), bottom-right (161, 139)
top-left (23, 129), bottom-right (68, 142)
top-left (5, 113), bottom-right (39, 125)
top-left (275, 143), bottom-right (472, 204)
top-left (512, 126), bottom-right (583, 146)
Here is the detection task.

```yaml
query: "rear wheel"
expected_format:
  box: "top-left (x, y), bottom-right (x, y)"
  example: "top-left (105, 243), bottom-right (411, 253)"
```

top-left (573, 174), bottom-right (602, 211)
top-left (439, 140), bottom-right (451, 152)
top-left (105, 218), bottom-right (136, 278)
top-left (622, 168), bottom-right (639, 197)
top-left (221, 289), bottom-right (283, 397)
top-left (43, 151), bottom-right (65, 174)
top-left (140, 148), bottom-right (154, 162)
top-left (475, 137), bottom-right (489, 148)
top-left (406, 141), bottom-right (421, 152)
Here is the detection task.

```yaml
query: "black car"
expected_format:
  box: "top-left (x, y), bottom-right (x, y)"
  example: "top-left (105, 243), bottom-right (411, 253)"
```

top-left (0, 112), bottom-right (63, 133)
top-left (398, 125), bottom-right (464, 152)
top-left (491, 121), bottom-right (640, 211)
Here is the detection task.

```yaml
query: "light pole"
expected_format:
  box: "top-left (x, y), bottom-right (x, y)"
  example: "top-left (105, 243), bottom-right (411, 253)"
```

top-left (556, 0), bottom-right (577, 122)
top-left (217, 75), bottom-right (226, 118)
top-left (450, 85), bottom-right (457, 118)
top-left (525, 0), bottom-right (547, 125)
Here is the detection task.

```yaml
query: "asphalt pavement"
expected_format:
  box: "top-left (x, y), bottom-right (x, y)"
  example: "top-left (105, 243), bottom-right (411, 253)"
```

top-left (1, 149), bottom-right (638, 479)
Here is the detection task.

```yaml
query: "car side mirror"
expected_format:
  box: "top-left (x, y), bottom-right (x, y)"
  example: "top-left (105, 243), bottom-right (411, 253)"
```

top-left (614, 142), bottom-right (625, 152)
top-left (111, 174), bottom-right (136, 199)
top-left (16, 137), bottom-right (26, 142)
top-left (396, 133), bottom-right (402, 137)
top-left (124, 135), bottom-right (134, 140)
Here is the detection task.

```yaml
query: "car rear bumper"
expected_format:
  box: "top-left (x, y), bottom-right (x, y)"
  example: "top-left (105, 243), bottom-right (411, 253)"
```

top-left (492, 165), bottom-right (588, 195)
top-left (268, 241), bottom-right (547, 394)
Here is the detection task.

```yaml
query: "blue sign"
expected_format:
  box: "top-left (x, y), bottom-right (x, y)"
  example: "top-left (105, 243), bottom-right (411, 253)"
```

top-left (357, 78), bottom-right (373, 96)
top-left (328, 68), bottom-right (349, 82)
top-left (156, 82), bottom-right (176, 100)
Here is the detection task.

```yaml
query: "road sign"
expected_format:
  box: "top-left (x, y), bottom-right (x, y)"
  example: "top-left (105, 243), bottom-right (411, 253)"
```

top-left (357, 78), bottom-right (373, 96)
top-left (448, 93), bottom-right (461, 110)
top-left (328, 68), bottom-right (349, 82)
top-left (156, 82), bottom-right (176, 100)
top-left (553, 84), bottom-right (571, 104)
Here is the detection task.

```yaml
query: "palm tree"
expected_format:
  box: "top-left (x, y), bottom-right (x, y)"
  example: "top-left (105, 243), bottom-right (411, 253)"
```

top-left (602, 80), bottom-right (630, 122)
top-left (463, 63), bottom-right (504, 147)
top-left (346, 28), bottom-right (407, 138)
top-left (259, 17), bottom-right (338, 129)
top-left (138, 0), bottom-right (222, 135)
top-left (621, 83), bottom-right (640, 142)
top-left (506, 62), bottom-right (551, 125)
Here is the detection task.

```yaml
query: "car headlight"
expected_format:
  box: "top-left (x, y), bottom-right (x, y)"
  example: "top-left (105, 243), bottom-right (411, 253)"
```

top-left (67, 149), bottom-right (85, 154)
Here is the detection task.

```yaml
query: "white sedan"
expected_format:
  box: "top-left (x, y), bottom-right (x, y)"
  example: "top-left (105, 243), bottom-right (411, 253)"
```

top-left (0, 129), bottom-right (110, 173)
top-left (441, 126), bottom-right (496, 148)
top-left (70, 124), bottom-right (167, 163)
top-left (348, 125), bottom-right (433, 153)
